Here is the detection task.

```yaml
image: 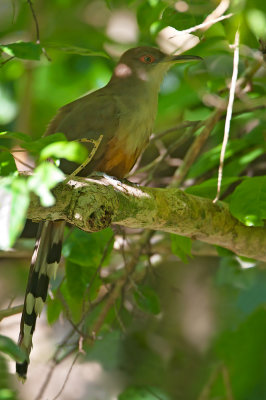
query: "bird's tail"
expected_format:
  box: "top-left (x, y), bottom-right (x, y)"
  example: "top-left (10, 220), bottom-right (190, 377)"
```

top-left (16, 220), bottom-right (65, 380)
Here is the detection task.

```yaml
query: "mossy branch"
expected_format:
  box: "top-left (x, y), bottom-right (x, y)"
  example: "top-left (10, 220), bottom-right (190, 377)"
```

top-left (26, 175), bottom-right (266, 262)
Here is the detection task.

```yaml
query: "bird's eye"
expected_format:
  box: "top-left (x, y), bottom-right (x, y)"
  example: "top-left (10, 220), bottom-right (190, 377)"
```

top-left (139, 55), bottom-right (156, 64)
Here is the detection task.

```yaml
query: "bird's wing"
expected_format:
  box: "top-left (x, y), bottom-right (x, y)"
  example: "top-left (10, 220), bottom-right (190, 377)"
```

top-left (45, 89), bottom-right (121, 175)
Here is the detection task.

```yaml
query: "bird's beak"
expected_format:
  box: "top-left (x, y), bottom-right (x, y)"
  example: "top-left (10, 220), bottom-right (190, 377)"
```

top-left (163, 54), bottom-right (203, 64)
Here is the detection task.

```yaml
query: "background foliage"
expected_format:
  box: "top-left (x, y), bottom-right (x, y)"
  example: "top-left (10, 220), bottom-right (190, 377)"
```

top-left (0, 0), bottom-right (265, 399)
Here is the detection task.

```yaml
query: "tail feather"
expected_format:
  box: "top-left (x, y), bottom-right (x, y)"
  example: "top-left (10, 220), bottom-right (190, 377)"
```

top-left (16, 220), bottom-right (65, 380)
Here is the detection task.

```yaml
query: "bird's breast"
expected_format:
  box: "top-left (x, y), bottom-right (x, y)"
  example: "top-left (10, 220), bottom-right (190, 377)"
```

top-left (115, 94), bottom-right (157, 153)
top-left (95, 95), bottom-right (157, 178)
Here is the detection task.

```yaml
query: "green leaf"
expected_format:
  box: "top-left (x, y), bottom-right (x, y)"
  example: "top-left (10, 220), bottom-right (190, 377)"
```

top-left (81, 266), bottom-right (102, 301)
top-left (85, 331), bottom-right (122, 370)
top-left (0, 176), bottom-right (30, 250)
top-left (187, 123), bottom-right (265, 179)
top-left (0, 131), bottom-right (32, 142)
top-left (0, 131), bottom-right (69, 156)
top-left (0, 42), bottom-right (42, 60)
top-left (229, 177), bottom-right (266, 226)
top-left (186, 177), bottom-right (242, 199)
top-left (216, 256), bottom-right (256, 290)
top-left (47, 297), bottom-right (62, 324)
top-left (21, 133), bottom-right (67, 154)
top-left (223, 147), bottom-right (265, 177)
top-left (215, 246), bottom-right (235, 257)
top-left (59, 280), bottom-right (83, 323)
top-left (134, 286), bottom-right (160, 315)
top-left (28, 163), bottom-right (65, 206)
top-left (65, 259), bottom-right (102, 301)
top-left (137, 2), bottom-right (166, 33)
top-left (46, 43), bottom-right (109, 58)
top-left (63, 228), bottom-right (114, 267)
top-left (119, 386), bottom-right (170, 400)
top-left (246, 9), bottom-right (266, 38)
top-left (171, 234), bottom-right (192, 263)
top-left (187, 139), bottom-right (248, 179)
top-left (40, 140), bottom-right (88, 163)
top-left (236, 270), bottom-right (266, 318)
top-left (0, 334), bottom-right (26, 362)
top-left (161, 6), bottom-right (202, 30)
top-left (66, 260), bottom-right (86, 299)
top-left (0, 151), bottom-right (17, 176)
top-left (214, 309), bottom-right (266, 399)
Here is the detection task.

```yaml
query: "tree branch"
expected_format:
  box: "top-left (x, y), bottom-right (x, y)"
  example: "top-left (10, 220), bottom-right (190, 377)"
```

top-left (26, 175), bottom-right (266, 261)
top-left (0, 304), bottom-right (23, 321)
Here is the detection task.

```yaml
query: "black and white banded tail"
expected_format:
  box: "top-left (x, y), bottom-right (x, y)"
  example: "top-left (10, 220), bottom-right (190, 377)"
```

top-left (16, 221), bottom-right (64, 380)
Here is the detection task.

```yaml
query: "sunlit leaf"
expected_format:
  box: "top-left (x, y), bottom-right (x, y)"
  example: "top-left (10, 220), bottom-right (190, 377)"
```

top-left (0, 151), bottom-right (17, 176)
top-left (28, 163), bottom-right (65, 206)
top-left (40, 140), bottom-right (88, 163)
top-left (0, 42), bottom-right (42, 60)
top-left (0, 176), bottom-right (29, 250)
top-left (21, 133), bottom-right (67, 154)
top-left (0, 131), bottom-right (31, 142)
top-left (230, 177), bottom-right (266, 226)
top-left (246, 9), bottom-right (266, 38)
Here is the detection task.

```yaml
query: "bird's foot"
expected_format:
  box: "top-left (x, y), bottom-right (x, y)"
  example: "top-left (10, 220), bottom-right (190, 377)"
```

top-left (90, 171), bottom-right (121, 183)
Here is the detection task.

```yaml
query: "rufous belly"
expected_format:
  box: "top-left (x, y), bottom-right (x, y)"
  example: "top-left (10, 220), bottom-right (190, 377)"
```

top-left (96, 135), bottom-right (144, 179)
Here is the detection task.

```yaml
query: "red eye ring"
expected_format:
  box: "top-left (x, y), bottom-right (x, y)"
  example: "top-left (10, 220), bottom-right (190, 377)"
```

top-left (139, 55), bottom-right (156, 64)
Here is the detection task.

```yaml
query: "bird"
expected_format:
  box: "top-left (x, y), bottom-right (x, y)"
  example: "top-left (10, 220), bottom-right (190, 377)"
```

top-left (16, 46), bottom-right (201, 379)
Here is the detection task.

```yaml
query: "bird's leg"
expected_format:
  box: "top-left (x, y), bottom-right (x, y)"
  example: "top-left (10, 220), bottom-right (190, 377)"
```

top-left (64, 135), bottom-right (103, 183)
top-left (89, 171), bottom-right (122, 183)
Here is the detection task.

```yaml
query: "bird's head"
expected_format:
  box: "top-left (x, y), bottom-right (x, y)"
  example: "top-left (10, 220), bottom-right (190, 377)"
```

top-left (111, 46), bottom-right (202, 89)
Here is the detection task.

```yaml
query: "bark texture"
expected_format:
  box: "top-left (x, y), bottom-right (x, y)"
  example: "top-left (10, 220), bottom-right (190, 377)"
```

top-left (27, 175), bottom-right (266, 262)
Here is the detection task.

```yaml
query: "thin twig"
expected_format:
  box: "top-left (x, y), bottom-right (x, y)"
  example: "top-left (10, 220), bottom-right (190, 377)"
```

top-left (7, 295), bottom-right (16, 309)
top-left (170, 108), bottom-right (224, 187)
top-left (51, 353), bottom-right (80, 400)
top-left (26, 0), bottom-right (51, 61)
top-left (0, 56), bottom-right (15, 67)
top-left (150, 121), bottom-right (200, 143)
top-left (27, 0), bottom-right (40, 43)
top-left (11, 0), bottom-right (16, 23)
top-left (56, 290), bottom-right (90, 339)
top-left (0, 304), bottom-right (23, 322)
top-left (114, 300), bottom-right (126, 333)
top-left (87, 231), bottom-right (154, 340)
top-left (222, 365), bottom-right (235, 400)
top-left (82, 232), bottom-right (115, 313)
top-left (198, 364), bottom-right (222, 400)
top-left (64, 135), bottom-right (103, 184)
top-left (34, 362), bottom-right (57, 400)
top-left (172, 13), bottom-right (233, 36)
top-left (12, 154), bottom-right (34, 170)
top-left (145, 124), bottom-right (200, 185)
top-left (200, 0), bottom-right (230, 32)
top-left (214, 30), bottom-right (240, 203)
top-left (34, 329), bottom-right (77, 400)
